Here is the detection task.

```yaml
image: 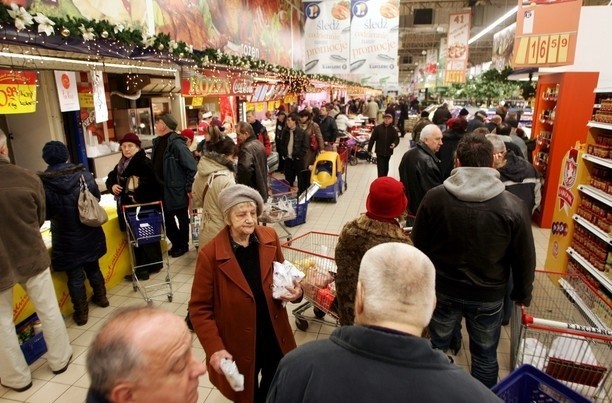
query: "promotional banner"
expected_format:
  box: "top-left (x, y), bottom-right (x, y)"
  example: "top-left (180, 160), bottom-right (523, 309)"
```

top-left (91, 70), bottom-right (108, 123)
top-left (0, 70), bottom-right (37, 114)
top-left (445, 11), bottom-right (471, 85)
top-left (513, 0), bottom-right (582, 68)
top-left (303, 1), bottom-right (351, 75)
top-left (349, 0), bottom-right (400, 88)
top-left (181, 71), bottom-right (254, 97)
top-left (54, 71), bottom-right (80, 112)
top-left (492, 23), bottom-right (516, 71)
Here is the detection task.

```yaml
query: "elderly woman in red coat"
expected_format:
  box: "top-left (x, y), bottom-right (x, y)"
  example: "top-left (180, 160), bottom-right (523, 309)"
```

top-left (189, 184), bottom-right (302, 403)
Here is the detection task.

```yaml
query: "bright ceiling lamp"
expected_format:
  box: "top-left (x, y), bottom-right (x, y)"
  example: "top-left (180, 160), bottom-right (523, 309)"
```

top-left (468, 6), bottom-right (518, 45)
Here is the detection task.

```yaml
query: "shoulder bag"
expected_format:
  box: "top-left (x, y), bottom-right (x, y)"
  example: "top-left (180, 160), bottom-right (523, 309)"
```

top-left (78, 175), bottom-right (108, 227)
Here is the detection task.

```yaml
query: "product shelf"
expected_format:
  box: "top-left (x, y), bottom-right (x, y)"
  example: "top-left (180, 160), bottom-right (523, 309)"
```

top-left (583, 153), bottom-right (612, 169)
top-left (587, 121), bottom-right (612, 130)
top-left (558, 278), bottom-right (610, 330)
top-left (573, 214), bottom-right (612, 246)
top-left (578, 184), bottom-right (612, 207)
top-left (567, 247), bottom-right (612, 294)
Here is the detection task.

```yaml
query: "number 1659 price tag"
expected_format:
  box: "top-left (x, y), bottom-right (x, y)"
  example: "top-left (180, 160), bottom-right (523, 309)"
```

top-left (514, 33), bottom-right (571, 66)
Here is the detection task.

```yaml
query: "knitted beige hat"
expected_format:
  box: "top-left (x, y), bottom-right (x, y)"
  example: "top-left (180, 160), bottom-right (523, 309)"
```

top-left (218, 184), bottom-right (264, 216)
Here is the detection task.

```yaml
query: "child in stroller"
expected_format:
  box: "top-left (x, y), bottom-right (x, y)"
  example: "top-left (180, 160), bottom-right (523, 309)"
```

top-left (344, 133), bottom-right (376, 165)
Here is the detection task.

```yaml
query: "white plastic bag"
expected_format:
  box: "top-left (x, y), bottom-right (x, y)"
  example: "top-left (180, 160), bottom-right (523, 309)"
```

top-left (272, 260), bottom-right (305, 300)
top-left (220, 358), bottom-right (244, 392)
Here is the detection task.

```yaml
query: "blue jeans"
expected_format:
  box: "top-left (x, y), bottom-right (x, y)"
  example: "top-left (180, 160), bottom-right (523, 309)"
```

top-left (429, 294), bottom-right (503, 388)
top-left (65, 260), bottom-right (105, 303)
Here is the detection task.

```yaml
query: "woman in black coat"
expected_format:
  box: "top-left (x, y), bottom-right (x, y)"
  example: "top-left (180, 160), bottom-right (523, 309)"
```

top-left (39, 141), bottom-right (108, 326)
top-left (106, 133), bottom-right (163, 281)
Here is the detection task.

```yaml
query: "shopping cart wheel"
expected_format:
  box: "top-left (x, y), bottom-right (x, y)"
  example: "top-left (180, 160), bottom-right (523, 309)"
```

top-left (349, 156), bottom-right (358, 166)
top-left (313, 307), bottom-right (326, 319)
top-left (146, 298), bottom-right (153, 306)
top-left (167, 295), bottom-right (173, 302)
top-left (295, 318), bottom-right (309, 331)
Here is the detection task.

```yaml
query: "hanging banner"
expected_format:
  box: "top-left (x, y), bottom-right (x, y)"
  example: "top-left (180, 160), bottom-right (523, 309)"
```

top-left (91, 71), bottom-right (108, 123)
top-left (54, 71), bottom-right (80, 112)
top-left (512, 0), bottom-right (581, 68)
top-left (0, 70), bottom-right (37, 114)
top-left (181, 71), bottom-right (254, 97)
top-left (445, 11), bottom-right (471, 85)
top-left (349, 0), bottom-right (400, 88)
top-left (302, 1), bottom-right (351, 75)
top-left (492, 23), bottom-right (516, 71)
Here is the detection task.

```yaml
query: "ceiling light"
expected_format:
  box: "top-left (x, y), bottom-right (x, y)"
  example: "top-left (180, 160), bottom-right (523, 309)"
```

top-left (468, 6), bottom-right (518, 45)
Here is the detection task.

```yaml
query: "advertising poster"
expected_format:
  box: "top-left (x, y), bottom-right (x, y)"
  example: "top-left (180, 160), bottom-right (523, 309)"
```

top-left (513, 0), bottom-right (582, 68)
top-left (302, 1), bottom-right (351, 75)
top-left (91, 70), bottom-right (108, 123)
top-left (349, 0), bottom-right (400, 88)
top-left (0, 70), bottom-right (37, 114)
top-left (492, 23), bottom-right (516, 71)
top-left (54, 71), bottom-right (80, 112)
top-left (445, 11), bottom-right (471, 85)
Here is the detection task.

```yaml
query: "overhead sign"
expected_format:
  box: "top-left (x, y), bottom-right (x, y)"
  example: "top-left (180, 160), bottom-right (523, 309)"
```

top-left (303, 1), bottom-right (351, 75)
top-left (181, 71), bottom-right (254, 97)
top-left (445, 11), bottom-right (471, 85)
top-left (492, 23), bottom-right (516, 71)
top-left (348, 0), bottom-right (400, 89)
top-left (0, 70), bottom-right (37, 114)
top-left (512, 0), bottom-right (582, 68)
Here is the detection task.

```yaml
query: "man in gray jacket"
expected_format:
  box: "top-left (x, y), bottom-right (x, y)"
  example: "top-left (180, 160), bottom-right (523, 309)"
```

top-left (236, 121), bottom-right (269, 201)
top-left (267, 243), bottom-right (501, 402)
top-left (0, 131), bottom-right (72, 392)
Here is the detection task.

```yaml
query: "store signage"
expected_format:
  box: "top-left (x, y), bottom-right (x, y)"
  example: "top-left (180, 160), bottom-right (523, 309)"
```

top-left (347, 0), bottom-right (400, 89)
top-left (91, 70), bottom-right (108, 123)
top-left (54, 71), bottom-right (80, 112)
top-left (492, 23), bottom-right (516, 71)
top-left (0, 70), bottom-right (37, 114)
top-left (181, 72), bottom-right (254, 97)
top-left (512, 0), bottom-right (581, 68)
top-left (78, 85), bottom-right (94, 108)
top-left (444, 11), bottom-right (471, 85)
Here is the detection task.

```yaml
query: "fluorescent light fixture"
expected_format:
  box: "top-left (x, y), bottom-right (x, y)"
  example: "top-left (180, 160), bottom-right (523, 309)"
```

top-left (468, 6), bottom-right (518, 45)
top-left (0, 51), bottom-right (177, 74)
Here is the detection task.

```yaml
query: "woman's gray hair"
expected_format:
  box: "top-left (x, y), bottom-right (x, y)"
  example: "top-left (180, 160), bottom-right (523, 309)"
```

top-left (86, 307), bottom-right (156, 396)
top-left (357, 243), bottom-right (436, 328)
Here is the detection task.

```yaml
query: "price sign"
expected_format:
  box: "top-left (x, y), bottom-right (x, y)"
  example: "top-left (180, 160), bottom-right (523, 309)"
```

top-left (444, 71), bottom-right (466, 84)
top-left (0, 70), bottom-right (37, 114)
top-left (512, 1), bottom-right (580, 68)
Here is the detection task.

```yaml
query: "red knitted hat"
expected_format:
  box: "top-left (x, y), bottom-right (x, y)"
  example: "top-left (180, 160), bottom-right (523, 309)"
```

top-left (366, 177), bottom-right (408, 219)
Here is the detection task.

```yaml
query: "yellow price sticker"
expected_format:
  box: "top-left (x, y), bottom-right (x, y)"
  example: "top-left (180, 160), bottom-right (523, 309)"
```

top-left (515, 34), bottom-right (573, 66)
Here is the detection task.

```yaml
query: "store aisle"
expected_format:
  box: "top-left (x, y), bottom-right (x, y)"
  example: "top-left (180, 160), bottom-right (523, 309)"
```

top-left (0, 136), bottom-right (550, 403)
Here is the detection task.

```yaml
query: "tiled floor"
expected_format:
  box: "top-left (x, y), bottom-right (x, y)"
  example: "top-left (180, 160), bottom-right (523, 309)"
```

top-left (0, 137), bottom-right (552, 403)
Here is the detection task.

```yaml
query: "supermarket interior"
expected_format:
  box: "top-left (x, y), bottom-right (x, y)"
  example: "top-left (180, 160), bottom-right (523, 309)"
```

top-left (1, 0), bottom-right (612, 402)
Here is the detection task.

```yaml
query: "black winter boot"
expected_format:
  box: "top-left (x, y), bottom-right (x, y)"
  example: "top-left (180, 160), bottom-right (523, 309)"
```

top-left (73, 298), bottom-right (89, 326)
top-left (90, 281), bottom-right (109, 308)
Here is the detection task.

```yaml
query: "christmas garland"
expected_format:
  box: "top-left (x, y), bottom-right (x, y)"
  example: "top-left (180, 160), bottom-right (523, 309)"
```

top-left (0, 3), bottom-right (371, 90)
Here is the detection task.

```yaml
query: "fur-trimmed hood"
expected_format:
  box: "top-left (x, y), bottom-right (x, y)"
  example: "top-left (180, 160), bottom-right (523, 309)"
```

top-left (197, 151), bottom-right (235, 177)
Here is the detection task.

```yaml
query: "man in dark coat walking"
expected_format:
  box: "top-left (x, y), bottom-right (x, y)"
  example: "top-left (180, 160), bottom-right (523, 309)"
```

top-left (279, 113), bottom-right (309, 194)
top-left (236, 121), bottom-right (269, 201)
top-left (152, 114), bottom-right (197, 257)
top-left (368, 113), bottom-right (400, 177)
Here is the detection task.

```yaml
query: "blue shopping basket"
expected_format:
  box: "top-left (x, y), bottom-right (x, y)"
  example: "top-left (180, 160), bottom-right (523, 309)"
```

top-left (126, 207), bottom-right (164, 246)
top-left (492, 365), bottom-right (591, 403)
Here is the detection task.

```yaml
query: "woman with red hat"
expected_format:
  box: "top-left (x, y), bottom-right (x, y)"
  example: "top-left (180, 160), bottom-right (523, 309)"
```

top-left (335, 177), bottom-right (413, 326)
top-left (106, 133), bottom-right (163, 281)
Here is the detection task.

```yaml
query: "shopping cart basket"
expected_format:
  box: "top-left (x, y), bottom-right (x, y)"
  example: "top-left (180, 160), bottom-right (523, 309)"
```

top-left (281, 231), bottom-right (339, 331)
top-left (262, 175), bottom-right (300, 241)
top-left (123, 202), bottom-right (173, 304)
top-left (512, 270), bottom-right (612, 401)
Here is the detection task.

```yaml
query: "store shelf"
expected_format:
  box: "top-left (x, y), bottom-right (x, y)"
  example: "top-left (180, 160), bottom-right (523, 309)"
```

top-left (582, 153), bottom-right (612, 169)
top-left (594, 88), bottom-right (612, 94)
top-left (558, 278), bottom-right (610, 330)
top-left (573, 215), bottom-right (612, 246)
top-left (567, 247), bottom-right (612, 294)
top-left (578, 184), bottom-right (612, 207)
top-left (587, 121), bottom-right (612, 130)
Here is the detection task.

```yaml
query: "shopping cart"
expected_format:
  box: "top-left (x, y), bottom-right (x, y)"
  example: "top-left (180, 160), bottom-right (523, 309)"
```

top-left (123, 202), bottom-right (173, 304)
top-left (261, 175), bottom-right (299, 241)
top-left (281, 231), bottom-right (339, 331)
top-left (511, 270), bottom-right (612, 401)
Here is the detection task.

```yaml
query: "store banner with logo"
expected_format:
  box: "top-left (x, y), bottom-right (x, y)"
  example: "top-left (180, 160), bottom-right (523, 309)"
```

top-left (302, 1), bottom-right (351, 75)
top-left (91, 70), bottom-right (108, 123)
top-left (445, 11), bottom-right (471, 85)
top-left (513, 0), bottom-right (581, 68)
top-left (0, 70), bottom-right (37, 114)
top-left (181, 71), bottom-right (254, 97)
top-left (349, 0), bottom-right (400, 88)
top-left (54, 71), bottom-right (80, 112)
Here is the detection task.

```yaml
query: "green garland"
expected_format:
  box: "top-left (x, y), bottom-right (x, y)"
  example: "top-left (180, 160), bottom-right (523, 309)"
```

top-left (0, 4), bottom-right (372, 90)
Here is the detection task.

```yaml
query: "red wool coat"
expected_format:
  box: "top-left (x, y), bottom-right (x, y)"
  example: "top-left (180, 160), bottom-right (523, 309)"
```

top-left (189, 226), bottom-right (297, 402)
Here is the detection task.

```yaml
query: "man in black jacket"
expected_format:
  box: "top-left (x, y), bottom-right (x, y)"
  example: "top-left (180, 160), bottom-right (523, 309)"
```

top-left (432, 102), bottom-right (452, 131)
top-left (318, 105), bottom-right (339, 148)
top-left (267, 243), bottom-right (501, 403)
top-left (279, 113), bottom-right (310, 194)
top-left (412, 133), bottom-right (535, 388)
top-left (398, 124), bottom-right (443, 216)
top-left (236, 122), bottom-right (269, 201)
top-left (368, 113), bottom-right (400, 177)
